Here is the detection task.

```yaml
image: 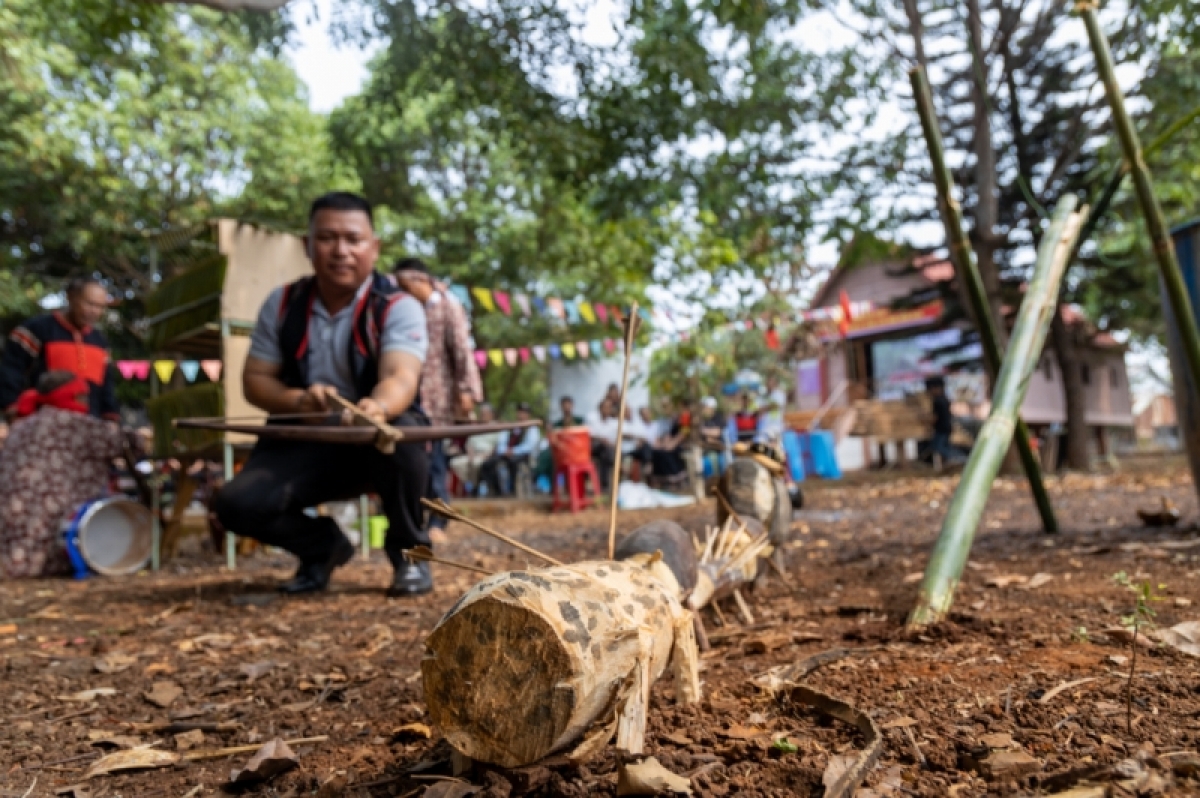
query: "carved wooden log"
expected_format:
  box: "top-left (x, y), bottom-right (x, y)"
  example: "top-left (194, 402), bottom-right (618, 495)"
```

top-left (422, 558), bottom-right (700, 768)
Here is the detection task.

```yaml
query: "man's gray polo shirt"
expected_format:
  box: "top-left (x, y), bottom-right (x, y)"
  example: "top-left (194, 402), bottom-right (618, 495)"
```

top-left (248, 278), bottom-right (428, 402)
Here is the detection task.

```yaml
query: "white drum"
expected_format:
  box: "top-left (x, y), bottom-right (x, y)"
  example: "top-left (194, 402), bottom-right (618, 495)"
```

top-left (63, 498), bottom-right (153, 577)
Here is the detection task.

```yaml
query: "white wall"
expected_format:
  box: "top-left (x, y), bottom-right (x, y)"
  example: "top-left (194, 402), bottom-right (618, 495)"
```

top-left (548, 354), bottom-right (652, 420)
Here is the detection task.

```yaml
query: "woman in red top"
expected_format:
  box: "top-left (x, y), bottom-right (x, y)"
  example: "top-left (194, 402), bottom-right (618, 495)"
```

top-left (0, 371), bottom-right (126, 578)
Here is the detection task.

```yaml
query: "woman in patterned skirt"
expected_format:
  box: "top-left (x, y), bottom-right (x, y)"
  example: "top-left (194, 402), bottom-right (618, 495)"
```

top-left (0, 371), bottom-right (125, 578)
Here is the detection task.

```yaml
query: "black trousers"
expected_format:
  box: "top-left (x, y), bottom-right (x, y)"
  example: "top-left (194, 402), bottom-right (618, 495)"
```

top-left (213, 412), bottom-right (430, 570)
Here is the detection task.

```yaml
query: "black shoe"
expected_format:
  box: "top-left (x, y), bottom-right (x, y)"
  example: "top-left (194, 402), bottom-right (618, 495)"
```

top-left (387, 559), bottom-right (433, 598)
top-left (280, 535), bottom-right (355, 595)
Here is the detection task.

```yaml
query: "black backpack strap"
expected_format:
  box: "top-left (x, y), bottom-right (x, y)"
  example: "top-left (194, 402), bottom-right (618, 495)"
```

top-left (276, 277), bottom-right (316, 389)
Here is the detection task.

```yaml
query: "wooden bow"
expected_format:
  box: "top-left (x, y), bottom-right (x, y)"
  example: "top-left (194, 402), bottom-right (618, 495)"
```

top-left (174, 417), bottom-right (541, 447)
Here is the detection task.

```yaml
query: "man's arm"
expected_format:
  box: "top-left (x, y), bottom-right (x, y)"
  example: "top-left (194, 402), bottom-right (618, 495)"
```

top-left (512, 427), bottom-right (540, 457)
top-left (360, 349), bottom-right (423, 424)
top-left (0, 322), bottom-right (40, 415)
top-left (243, 356), bottom-right (335, 415)
top-left (99, 360), bottom-right (121, 420)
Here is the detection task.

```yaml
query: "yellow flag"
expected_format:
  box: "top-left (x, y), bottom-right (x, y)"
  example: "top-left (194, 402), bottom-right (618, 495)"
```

top-left (562, 343), bottom-right (576, 359)
top-left (488, 349), bottom-right (504, 367)
top-left (154, 360), bottom-right (176, 383)
top-left (472, 287), bottom-right (497, 313)
top-left (578, 302), bottom-right (596, 324)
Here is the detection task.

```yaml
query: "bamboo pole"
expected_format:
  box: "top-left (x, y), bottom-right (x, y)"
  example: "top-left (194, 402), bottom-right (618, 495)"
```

top-left (909, 197), bottom-right (1086, 628)
top-left (910, 66), bottom-right (1059, 534)
top-left (1077, 3), bottom-right (1200, 397)
top-left (608, 304), bottom-right (640, 560)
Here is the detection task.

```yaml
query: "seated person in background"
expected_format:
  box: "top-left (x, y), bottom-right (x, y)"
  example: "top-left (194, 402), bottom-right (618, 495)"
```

top-left (623, 406), bottom-right (656, 477)
top-left (0, 371), bottom-right (132, 578)
top-left (481, 403), bottom-right (541, 496)
top-left (697, 396), bottom-right (726, 448)
top-left (449, 403), bottom-right (503, 494)
top-left (554, 395), bottom-right (584, 428)
top-left (586, 398), bottom-right (619, 490)
top-left (756, 373), bottom-right (789, 446)
top-left (649, 406), bottom-right (688, 487)
top-left (733, 392), bottom-right (759, 443)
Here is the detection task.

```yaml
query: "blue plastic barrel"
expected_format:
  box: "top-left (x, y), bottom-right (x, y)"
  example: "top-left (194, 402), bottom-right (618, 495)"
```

top-left (1164, 219), bottom-right (1200, 498)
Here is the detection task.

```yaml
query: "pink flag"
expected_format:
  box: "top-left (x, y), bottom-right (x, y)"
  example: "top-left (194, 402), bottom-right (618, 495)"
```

top-left (117, 360), bottom-right (149, 380)
top-left (548, 298), bottom-right (565, 320)
top-left (519, 347), bottom-right (531, 363)
top-left (532, 345), bottom-right (547, 362)
top-left (504, 348), bottom-right (518, 366)
top-left (594, 304), bottom-right (609, 324)
top-left (494, 291), bottom-right (512, 315)
top-left (577, 341), bottom-right (590, 358)
top-left (200, 359), bottom-right (222, 382)
top-left (515, 294), bottom-right (531, 317)
top-left (474, 350), bottom-right (488, 369)
top-left (603, 339), bottom-right (616, 354)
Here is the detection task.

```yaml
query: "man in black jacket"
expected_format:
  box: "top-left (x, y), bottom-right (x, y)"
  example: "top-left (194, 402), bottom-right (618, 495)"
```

top-left (0, 278), bottom-right (120, 421)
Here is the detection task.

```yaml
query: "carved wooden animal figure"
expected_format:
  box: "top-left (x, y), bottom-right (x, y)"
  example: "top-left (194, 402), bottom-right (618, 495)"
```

top-left (718, 456), bottom-right (792, 545)
top-left (422, 556), bottom-right (700, 768)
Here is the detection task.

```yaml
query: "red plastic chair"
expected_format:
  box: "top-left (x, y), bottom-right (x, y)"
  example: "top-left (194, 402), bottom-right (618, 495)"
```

top-left (551, 427), bottom-right (601, 513)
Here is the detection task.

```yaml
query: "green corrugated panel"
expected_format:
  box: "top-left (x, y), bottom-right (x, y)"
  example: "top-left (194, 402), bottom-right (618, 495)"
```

top-left (144, 253), bottom-right (227, 352)
top-left (146, 383), bottom-right (224, 458)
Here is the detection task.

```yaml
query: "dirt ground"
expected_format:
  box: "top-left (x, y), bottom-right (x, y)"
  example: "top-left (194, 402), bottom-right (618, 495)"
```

top-left (4, 458), bottom-right (1200, 797)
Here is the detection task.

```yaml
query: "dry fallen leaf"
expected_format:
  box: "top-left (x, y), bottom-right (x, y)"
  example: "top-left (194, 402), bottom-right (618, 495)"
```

top-left (87, 732), bottom-right (143, 750)
top-left (1020, 573), bottom-right (1054, 590)
top-left (617, 757), bottom-right (693, 796)
top-left (0, 623), bottom-right (17, 636)
top-left (239, 661), bottom-right (277, 683)
top-left (144, 681), bottom-right (184, 708)
top-left (718, 724), bottom-right (770, 741)
top-left (174, 729), bottom-right (206, 751)
top-left (57, 688), bottom-right (117, 702)
top-left (227, 738), bottom-right (299, 785)
top-left (422, 782), bottom-right (479, 798)
top-left (881, 716), bottom-right (918, 730)
top-left (85, 747), bottom-right (179, 779)
top-left (94, 653), bottom-right (137, 674)
top-left (662, 732), bottom-right (694, 746)
top-left (1154, 621), bottom-right (1200, 657)
top-left (903, 572), bottom-right (924, 584)
top-left (822, 754), bottom-right (858, 793)
top-left (985, 574), bottom-right (1028, 589)
top-left (392, 722), bottom-right (433, 742)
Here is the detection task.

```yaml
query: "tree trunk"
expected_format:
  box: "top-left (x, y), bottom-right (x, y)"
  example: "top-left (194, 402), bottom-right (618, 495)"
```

top-left (1051, 310), bottom-right (1090, 470)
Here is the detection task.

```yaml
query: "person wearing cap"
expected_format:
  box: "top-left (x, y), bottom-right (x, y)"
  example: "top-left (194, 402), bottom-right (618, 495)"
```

top-left (392, 257), bottom-right (483, 530)
top-left (481, 403), bottom-right (541, 496)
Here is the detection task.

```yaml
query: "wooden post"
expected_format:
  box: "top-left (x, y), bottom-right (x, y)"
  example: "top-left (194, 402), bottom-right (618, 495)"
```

top-left (910, 65), bottom-right (1059, 534)
top-left (909, 197), bottom-right (1086, 628)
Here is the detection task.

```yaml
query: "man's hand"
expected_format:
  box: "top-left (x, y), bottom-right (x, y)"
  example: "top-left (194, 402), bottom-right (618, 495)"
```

top-left (354, 396), bottom-right (389, 427)
top-left (299, 383), bottom-right (340, 414)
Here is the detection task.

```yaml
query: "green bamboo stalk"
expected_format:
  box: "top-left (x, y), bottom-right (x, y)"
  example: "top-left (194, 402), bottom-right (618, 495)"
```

top-left (909, 196), bottom-right (1087, 628)
top-left (1078, 4), bottom-right (1200, 405)
top-left (909, 66), bottom-right (1059, 534)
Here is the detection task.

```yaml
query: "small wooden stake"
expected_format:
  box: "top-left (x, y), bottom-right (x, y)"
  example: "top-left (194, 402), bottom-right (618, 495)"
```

top-left (423, 498), bottom-right (564, 567)
top-left (609, 302), bottom-right (641, 560)
top-left (405, 545), bottom-right (494, 576)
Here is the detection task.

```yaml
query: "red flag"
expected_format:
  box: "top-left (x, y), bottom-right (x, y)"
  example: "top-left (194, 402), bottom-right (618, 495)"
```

top-left (839, 291), bottom-right (853, 338)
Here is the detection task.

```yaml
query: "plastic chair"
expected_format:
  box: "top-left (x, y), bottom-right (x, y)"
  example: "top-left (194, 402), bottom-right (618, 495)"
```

top-left (551, 427), bottom-right (601, 513)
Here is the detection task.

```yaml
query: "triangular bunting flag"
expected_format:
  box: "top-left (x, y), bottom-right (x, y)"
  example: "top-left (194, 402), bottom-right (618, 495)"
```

top-left (603, 339), bottom-right (616, 354)
top-left (180, 361), bottom-right (201, 382)
top-left (474, 350), bottom-right (488, 369)
top-left (153, 360), bottom-right (176, 383)
top-left (594, 304), bottom-right (608, 324)
top-left (488, 349), bottom-right (504, 367)
top-left (504, 348), bottom-right (518, 366)
top-left (532, 345), bottom-right (547, 362)
top-left (564, 300), bottom-right (581, 325)
top-left (494, 290), bottom-right (512, 315)
top-left (591, 339), bottom-right (603, 357)
top-left (201, 360), bottom-right (222, 382)
top-left (548, 344), bottom-right (561, 360)
top-left (519, 347), bottom-right (531, 364)
top-left (577, 341), bottom-right (589, 358)
top-left (449, 284), bottom-right (472, 311)
top-left (611, 306), bottom-right (624, 325)
top-left (471, 287), bottom-right (497, 313)
top-left (547, 298), bottom-right (565, 320)
top-left (515, 294), bottom-right (531, 317)
top-left (561, 343), bottom-right (576, 359)
top-left (117, 360), bottom-right (148, 380)
top-left (578, 302), bottom-right (596, 324)
top-left (533, 297), bottom-right (548, 316)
